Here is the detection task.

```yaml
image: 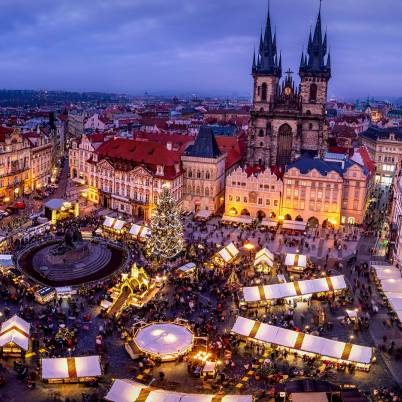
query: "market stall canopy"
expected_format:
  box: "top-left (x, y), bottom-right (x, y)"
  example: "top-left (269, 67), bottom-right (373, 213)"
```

top-left (103, 216), bottom-right (115, 228)
top-left (254, 248), bottom-right (274, 268)
top-left (260, 219), bottom-right (278, 228)
top-left (113, 219), bottom-right (125, 231)
top-left (0, 255), bottom-right (13, 267)
top-left (129, 224), bottom-right (150, 239)
top-left (195, 210), bottom-right (212, 220)
top-left (285, 253), bottom-right (307, 268)
top-left (371, 264), bottom-right (401, 280)
top-left (0, 315), bottom-right (30, 351)
top-left (379, 278), bottom-right (402, 293)
top-left (41, 356), bottom-right (102, 380)
top-left (231, 316), bottom-right (372, 366)
top-left (221, 215), bottom-right (253, 225)
top-left (105, 379), bottom-right (253, 402)
top-left (177, 263), bottom-right (196, 274)
top-left (44, 198), bottom-right (66, 210)
top-left (282, 220), bottom-right (307, 231)
top-left (217, 242), bottom-right (240, 263)
top-left (242, 275), bottom-right (347, 303)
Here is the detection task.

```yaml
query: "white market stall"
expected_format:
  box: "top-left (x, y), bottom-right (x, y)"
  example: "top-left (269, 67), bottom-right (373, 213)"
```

top-left (241, 275), bottom-right (347, 304)
top-left (103, 216), bottom-right (127, 234)
top-left (133, 322), bottom-right (194, 361)
top-left (41, 355), bottom-right (102, 383)
top-left (221, 215), bottom-right (253, 226)
top-left (371, 264), bottom-right (401, 281)
top-left (254, 248), bottom-right (275, 273)
top-left (285, 253), bottom-right (309, 273)
top-left (281, 220), bottom-right (307, 232)
top-left (231, 316), bottom-right (372, 370)
top-left (213, 242), bottom-right (240, 266)
top-left (0, 254), bottom-right (14, 271)
top-left (128, 224), bottom-right (150, 241)
top-left (105, 379), bottom-right (253, 402)
top-left (0, 315), bottom-right (30, 357)
top-left (195, 210), bottom-right (212, 221)
top-left (259, 219), bottom-right (278, 230)
top-left (177, 262), bottom-right (196, 277)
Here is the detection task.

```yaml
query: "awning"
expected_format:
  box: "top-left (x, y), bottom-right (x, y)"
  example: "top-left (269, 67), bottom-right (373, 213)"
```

top-left (254, 248), bottom-right (274, 267)
top-left (41, 356), bottom-right (102, 380)
top-left (260, 219), bottom-right (278, 228)
top-left (0, 315), bottom-right (30, 350)
top-left (231, 316), bottom-right (372, 365)
top-left (129, 224), bottom-right (150, 238)
top-left (195, 210), bottom-right (211, 220)
top-left (282, 220), bottom-right (307, 231)
top-left (105, 380), bottom-right (253, 402)
top-left (379, 278), bottom-right (402, 293)
top-left (285, 253), bottom-right (307, 268)
top-left (178, 263), bottom-right (196, 273)
top-left (103, 216), bottom-right (115, 228)
top-left (113, 219), bottom-right (125, 231)
top-left (242, 275), bottom-right (347, 303)
top-left (0, 254), bottom-right (13, 267)
top-left (221, 215), bottom-right (253, 225)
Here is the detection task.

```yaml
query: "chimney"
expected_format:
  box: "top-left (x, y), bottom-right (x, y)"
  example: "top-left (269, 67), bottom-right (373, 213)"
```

top-left (166, 142), bottom-right (172, 151)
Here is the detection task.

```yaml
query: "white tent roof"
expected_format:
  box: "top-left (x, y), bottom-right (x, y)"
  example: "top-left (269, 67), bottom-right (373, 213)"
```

top-left (42, 356), bottom-right (101, 379)
top-left (221, 215), bottom-right (253, 225)
top-left (0, 315), bottom-right (30, 350)
top-left (254, 248), bottom-right (274, 267)
top-left (380, 279), bottom-right (402, 293)
top-left (285, 253), bottom-right (307, 268)
top-left (282, 220), bottom-right (307, 231)
top-left (178, 263), bottom-right (196, 273)
top-left (129, 224), bottom-right (150, 238)
top-left (230, 316), bottom-right (372, 365)
top-left (0, 255), bottom-right (13, 267)
top-left (134, 323), bottom-right (193, 357)
top-left (103, 216), bottom-right (115, 228)
top-left (113, 219), bottom-right (125, 231)
top-left (260, 219), bottom-right (277, 228)
top-left (217, 242), bottom-right (239, 263)
top-left (195, 210), bottom-right (211, 219)
top-left (371, 265), bottom-right (401, 280)
top-left (242, 276), bottom-right (347, 303)
top-left (105, 380), bottom-right (252, 402)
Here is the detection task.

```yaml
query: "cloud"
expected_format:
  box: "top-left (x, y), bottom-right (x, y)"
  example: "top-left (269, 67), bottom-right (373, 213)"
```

top-left (0, 0), bottom-right (400, 97)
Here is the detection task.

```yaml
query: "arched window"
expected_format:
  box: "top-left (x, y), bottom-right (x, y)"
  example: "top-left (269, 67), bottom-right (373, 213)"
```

top-left (206, 171), bottom-right (210, 179)
top-left (205, 187), bottom-right (209, 196)
top-left (258, 129), bottom-right (264, 137)
top-left (188, 170), bottom-right (192, 178)
top-left (197, 171), bottom-right (201, 179)
top-left (261, 83), bottom-right (267, 101)
top-left (309, 83), bottom-right (317, 102)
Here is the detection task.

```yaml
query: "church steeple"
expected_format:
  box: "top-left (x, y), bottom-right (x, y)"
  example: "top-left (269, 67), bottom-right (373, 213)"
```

top-left (300, 1), bottom-right (331, 77)
top-left (254, 4), bottom-right (281, 76)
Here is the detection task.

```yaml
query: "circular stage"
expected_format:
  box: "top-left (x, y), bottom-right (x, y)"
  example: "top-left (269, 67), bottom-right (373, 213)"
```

top-left (17, 237), bottom-right (127, 287)
top-left (134, 323), bottom-right (194, 361)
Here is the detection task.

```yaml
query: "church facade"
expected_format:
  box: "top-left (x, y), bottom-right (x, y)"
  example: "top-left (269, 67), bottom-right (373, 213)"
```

top-left (247, 6), bottom-right (331, 168)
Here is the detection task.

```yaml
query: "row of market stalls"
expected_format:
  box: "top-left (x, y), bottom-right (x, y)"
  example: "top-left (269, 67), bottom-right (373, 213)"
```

top-left (102, 216), bottom-right (150, 241)
top-left (231, 316), bottom-right (373, 371)
top-left (105, 379), bottom-right (252, 402)
top-left (240, 275), bottom-right (347, 306)
top-left (220, 216), bottom-right (308, 232)
top-left (371, 264), bottom-right (402, 325)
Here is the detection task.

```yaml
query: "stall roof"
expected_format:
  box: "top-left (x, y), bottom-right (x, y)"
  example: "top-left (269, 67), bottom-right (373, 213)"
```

top-left (254, 248), bottom-right (274, 267)
top-left (0, 315), bottom-right (30, 351)
top-left (195, 210), bottom-right (211, 220)
top-left (282, 220), bottom-right (307, 231)
top-left (105, 380), bottom-right (253, 402)
top-left (242, 275), bottom-right (347, 303)
top-left (113, 219), bottom-right (125, 231)
top-left (44, 198), bottom-right (66, 210)
top-left (291, 393), bottom-right (329, 402)
top-left (260, 219), bottom-right (278, 228)
top-left (103, 216), bottom-right (115, 228)
top-left (285, 253), bottom-right (307, 268)
top-left (129, 224), bottom-right (150, 238)
top-left (217, 242), bottom-right (239, 263)
top-left (221, 215), bottom-right (253, 225)
top-left (178, 263), bottom-right (196, 273)
top-left (231, 316), bottom-right (372, 365)
top-left (42, 356), bottom-right (101, 380)
top-left (371, 264), bottom-right (401, 280)
top-left (379, 278), bottom-right (402, 293)
top-left (0, 254), bottom-right (13, 267)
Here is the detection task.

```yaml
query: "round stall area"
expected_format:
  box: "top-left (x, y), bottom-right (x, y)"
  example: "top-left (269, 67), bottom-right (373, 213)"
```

top-left (133, 322), bottom-right (194, 361)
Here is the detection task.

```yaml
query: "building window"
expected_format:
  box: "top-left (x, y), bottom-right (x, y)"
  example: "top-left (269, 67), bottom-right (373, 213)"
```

top-left (274, 200), bottom-right (278, 206)
top-left (261, 83), bottom-right (267, 101)
top-left (258, 198), bottom-right (263, 205)
top-left (236, 196), bottom-right (240, 202)
top-left (309, 83), bottom-right (317, 102)
top-left (258, 129), bottom-right (264, 137)
top-left (266, 199), bottom-right (270, 206)
top-left (229, 195), bottom-right (233, 201)
top-left (243, 197), bottom-right (247, 203)
top-left (206, 172), bottom-right (210, 179)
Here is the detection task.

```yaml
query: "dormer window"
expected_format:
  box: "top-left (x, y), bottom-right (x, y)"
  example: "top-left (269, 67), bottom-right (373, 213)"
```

top-left (156, 165), bottom-right (164, 176)
top-left (93, 154), bottom-right (98, 162)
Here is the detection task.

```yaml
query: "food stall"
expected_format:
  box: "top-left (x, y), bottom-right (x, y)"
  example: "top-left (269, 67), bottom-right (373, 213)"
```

top-left (0, 315), bottom-right (30, 357)
top-left (105, 379), bottom-right (253, 402)
top-left (240, 275), bottom-right (347, 306)
top-left (221, 215), bottom-right (253, 227)
top-left (34, 286), bottom-right (56, 304)
top-left (194, 210), bottom-right (212, 222)
top-left (103, 216), bottom-right (127, 236)
top-left (132, 322), bottom-right (194, 362)
top-left (55, 287), bottom-right (77, 299)
top-left (41, 355), bottom-right (102, 384)
top-left (44, 199), bottom-right (79, 225)
top-left (259, 219), bottom-right (278, 231)
top-left (128, 224), bottom-right (150, 242)
top-left (284, 253), bottom-right (310, 274)
top-left (213, 242), bottom-right (240, 266)
top-left (253, 248), bottom-right (275, 273)
top-left (0, 254), bottom-right (14, 273)
top-left (231, 316), bottom-right (373, 371)
top-left (281, 220), bottom-right (307, 234)
top-left (177, 262), bottom-right (196, 277)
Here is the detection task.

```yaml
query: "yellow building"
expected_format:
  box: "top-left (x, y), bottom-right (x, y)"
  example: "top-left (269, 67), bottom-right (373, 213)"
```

top-left (0, 129), bottom-right (31, 201)
top-left (224, 167), bottom-right (282, 220)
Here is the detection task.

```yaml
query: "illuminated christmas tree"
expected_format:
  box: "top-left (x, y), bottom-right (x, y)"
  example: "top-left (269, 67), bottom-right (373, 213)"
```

top-left (146, 184), bottom-right (185, 261)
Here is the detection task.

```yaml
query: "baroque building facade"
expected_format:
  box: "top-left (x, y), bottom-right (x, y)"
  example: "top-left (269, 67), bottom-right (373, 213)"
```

top-left (247, 6), bottom-right (330, 168)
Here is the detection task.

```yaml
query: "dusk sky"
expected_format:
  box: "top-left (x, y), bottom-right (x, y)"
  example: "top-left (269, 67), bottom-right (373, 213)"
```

top-left (0, 0), bottom-right (401, 99)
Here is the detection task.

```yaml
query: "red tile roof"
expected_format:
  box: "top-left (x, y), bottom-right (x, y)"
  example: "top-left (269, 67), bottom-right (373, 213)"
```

top-left (95, 138), bottom-right (182, 179)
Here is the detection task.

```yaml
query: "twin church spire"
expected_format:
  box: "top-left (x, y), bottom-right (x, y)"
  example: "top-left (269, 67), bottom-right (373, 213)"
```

top-left (252, 2), bottom-right (330, 78)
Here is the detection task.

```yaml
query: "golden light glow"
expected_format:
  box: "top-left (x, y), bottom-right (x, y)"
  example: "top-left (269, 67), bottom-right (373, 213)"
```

top-left (243, 242), bottom-right (255, 251)
top-left (4, 197), bottom-right (10, 203)
top-left (229, 208), bottom-right (237, 215)
top-left (278, 215), bottom-right (284, 221)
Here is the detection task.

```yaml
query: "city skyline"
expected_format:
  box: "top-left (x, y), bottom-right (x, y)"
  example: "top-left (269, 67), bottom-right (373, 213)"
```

top-left (0, 0), bottom-right (401, 99)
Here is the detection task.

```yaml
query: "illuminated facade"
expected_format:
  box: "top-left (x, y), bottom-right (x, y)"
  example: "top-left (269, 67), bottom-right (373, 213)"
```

top-left (0, 129), bottom-right (31, 201)
top-left (224, 167), bottom-right (282, 219)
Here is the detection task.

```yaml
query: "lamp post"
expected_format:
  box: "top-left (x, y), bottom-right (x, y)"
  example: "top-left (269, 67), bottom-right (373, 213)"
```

top-left (243, 241), bottom-right (255, 269)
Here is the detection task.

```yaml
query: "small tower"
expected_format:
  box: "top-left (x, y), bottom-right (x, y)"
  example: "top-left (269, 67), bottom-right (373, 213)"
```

top-left (252, 6), bottom-right (282, 112)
